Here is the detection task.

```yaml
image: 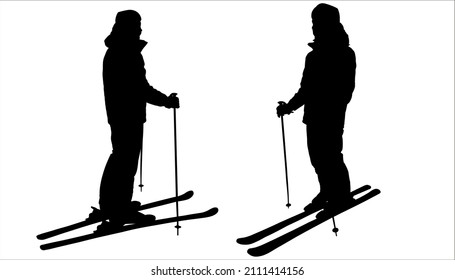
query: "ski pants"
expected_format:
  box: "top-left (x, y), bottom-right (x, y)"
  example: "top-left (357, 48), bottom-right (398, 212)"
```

top-left (99, 122), bottom-right (143, 215)
top-left (306, 123), bottom-right (351, 200)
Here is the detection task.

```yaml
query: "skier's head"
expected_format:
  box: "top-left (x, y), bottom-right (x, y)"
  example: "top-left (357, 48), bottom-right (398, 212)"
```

top-left (310, 3), bottom-right (349, 47)
top-left (312, 3), bottom-right (340, 24)
top-left (105, 10), bottom-right (142, 47)
top-left (114, 10), bottom-right (142, 39)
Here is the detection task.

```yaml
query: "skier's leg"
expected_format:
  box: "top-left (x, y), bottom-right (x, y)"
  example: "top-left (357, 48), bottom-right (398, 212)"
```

top-left (327, 125), bottom-right (351, 201)
top-left (315, 125), bottom-right (351, 210)
top-left (99, 123), bottom-right (143, 219)
top-left (306, 124), bottom-right (351, 206)
top-left (305, 125), bottom-right (330, 209)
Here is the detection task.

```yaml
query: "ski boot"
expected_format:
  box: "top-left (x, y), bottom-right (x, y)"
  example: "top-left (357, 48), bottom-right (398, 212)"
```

top-left (95, 201), bottom-right (156, 234)
top-left (315, 194), bottom-right (354, 220)
top-left (304, 192), bottom-right (328, 212)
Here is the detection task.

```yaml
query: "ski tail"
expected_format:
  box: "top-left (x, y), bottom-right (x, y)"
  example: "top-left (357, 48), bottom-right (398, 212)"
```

top-left (37, 190), bottom-right (194, 240)
top-left (351, 185), bottom-right (371, 198)
top-left (236, 185), bottom-right (371, 245)
top-left (138, 190), bottom-right (193, 211)
top-left (237, 210), bottom-right (317, 245)
top-left (37, 220), bottom-right (92, 241)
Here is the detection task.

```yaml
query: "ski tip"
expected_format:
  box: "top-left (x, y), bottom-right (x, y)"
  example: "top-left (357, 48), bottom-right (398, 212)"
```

top-left (40, 244), bottom-right (50, 251)
top-left (199, 207), bottom-right (219, 217)
top-left (36, 234), bottom-right (46, 240)
top-left (208, 207), bottom-right (219, 215)
top-left (236, 237), bottom-right (251, 245)
top-left (247, 248), bottom-right (264, 258)
top-left (180, 190), bottom-right (194, 199)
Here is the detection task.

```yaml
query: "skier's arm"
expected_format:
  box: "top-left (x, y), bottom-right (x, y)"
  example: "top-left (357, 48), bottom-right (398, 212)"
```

top-left (144, 85), bottom-right (167, 106)
top-left (135, 53), bottom-right (178, 108)
top-left (145, 86), bottom-right (180, 109)
top-left (287, 52), bottom-right (315, 110)
top-left (277, 53), bottom-right (313, 117)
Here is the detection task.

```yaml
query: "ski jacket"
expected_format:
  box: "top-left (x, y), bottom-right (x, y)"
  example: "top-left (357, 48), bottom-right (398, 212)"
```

top-left (288, 44), bottom-right (356, 127)
top-left (103, 37), bottom-right (167, 125)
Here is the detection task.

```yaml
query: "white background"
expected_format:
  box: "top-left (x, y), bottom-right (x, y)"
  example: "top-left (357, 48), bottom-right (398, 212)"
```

top-left (0, 0), bottom-right (454, 279)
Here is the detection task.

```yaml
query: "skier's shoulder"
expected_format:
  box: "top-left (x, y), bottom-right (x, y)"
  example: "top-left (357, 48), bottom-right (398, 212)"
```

top-left (344, 46), bottom-right (356, 66)
top-left (305, 49), bottom-right (317, 63)
top-left (332, 46), bottom-right (356, 65)
top-left (345, 46), bottom-right (356, 58)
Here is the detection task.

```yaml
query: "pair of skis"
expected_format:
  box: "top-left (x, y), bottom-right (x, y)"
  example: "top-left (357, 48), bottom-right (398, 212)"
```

top-left (37, 191), bottom-right (218, 250)
top-left (237, 185), bottom-right (380, 257)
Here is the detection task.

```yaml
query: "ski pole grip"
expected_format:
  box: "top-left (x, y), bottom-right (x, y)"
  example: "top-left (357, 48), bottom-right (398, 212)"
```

top-left (277, 101), bottom-right (287, 118)
top-left (168, 93), bottom-right (179, 109)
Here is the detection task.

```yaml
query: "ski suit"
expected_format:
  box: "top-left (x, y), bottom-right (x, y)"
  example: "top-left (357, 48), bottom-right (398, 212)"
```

top-left (99, 32), bottom-right (168, 217)
top-left (287, 42), bottom-right (356, 202)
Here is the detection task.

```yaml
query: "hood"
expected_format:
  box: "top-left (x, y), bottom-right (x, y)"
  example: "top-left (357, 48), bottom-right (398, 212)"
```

top-left (105, 10), bottom-right (145, 50)
top-left (309, 3), bottom-right (350, 50)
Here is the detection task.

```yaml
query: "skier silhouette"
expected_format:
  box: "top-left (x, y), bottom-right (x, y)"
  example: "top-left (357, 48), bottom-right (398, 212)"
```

top-left (98, 10), bottom-right (179, 231)
top-left (277, 3), bottom-right (356, 214)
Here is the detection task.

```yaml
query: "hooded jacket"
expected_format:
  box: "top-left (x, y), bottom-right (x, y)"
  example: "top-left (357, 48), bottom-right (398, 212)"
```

top-left (103, 33), bottom-right (167, 125)
top-left (288, 44), bottom-right (356, 127)
top-left (288, 4), bottom-right (356, 127)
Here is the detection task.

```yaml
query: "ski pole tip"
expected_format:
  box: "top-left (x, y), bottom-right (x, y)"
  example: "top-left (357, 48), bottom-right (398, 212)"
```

top-left (286, 203), bottom-right (291, 208)
top-left (175, 225), bottom-right (181, 236)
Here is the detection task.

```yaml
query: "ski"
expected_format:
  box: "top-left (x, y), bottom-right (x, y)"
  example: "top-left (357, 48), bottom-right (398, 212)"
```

top-left (40, 207), bottom-right (218, 250)
top-left (237, 185), bottom-right (371, 245)
top-left (247, 188), bottom-right (380, 257)
top-left (37, 190), bottom-right (194, 240)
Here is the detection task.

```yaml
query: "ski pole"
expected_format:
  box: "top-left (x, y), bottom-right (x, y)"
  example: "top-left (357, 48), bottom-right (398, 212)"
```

top-left (139, 136), bottom-right (144, 192)
top-left (278, 102), bottom-right (291, 208)
top-left (172, 94), bottom-right (181, 235)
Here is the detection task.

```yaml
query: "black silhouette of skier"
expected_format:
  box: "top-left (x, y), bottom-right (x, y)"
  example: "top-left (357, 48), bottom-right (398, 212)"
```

top-left (277, 3), bottom-right (356, 214)
top-left (99, 10), bottom-right (179, 231)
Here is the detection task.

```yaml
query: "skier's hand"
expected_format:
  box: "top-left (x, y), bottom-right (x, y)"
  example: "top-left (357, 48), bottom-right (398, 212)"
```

top-left (276, 101), bottom-right (292, 117)
top-left (165, 93), bottom-right (180, 109)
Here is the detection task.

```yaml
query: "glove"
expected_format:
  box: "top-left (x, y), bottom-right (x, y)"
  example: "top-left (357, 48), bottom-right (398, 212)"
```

top-left (165, 93), bottom-right (180, 109)
top-left (276, 101), bottom-right (292, 117)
